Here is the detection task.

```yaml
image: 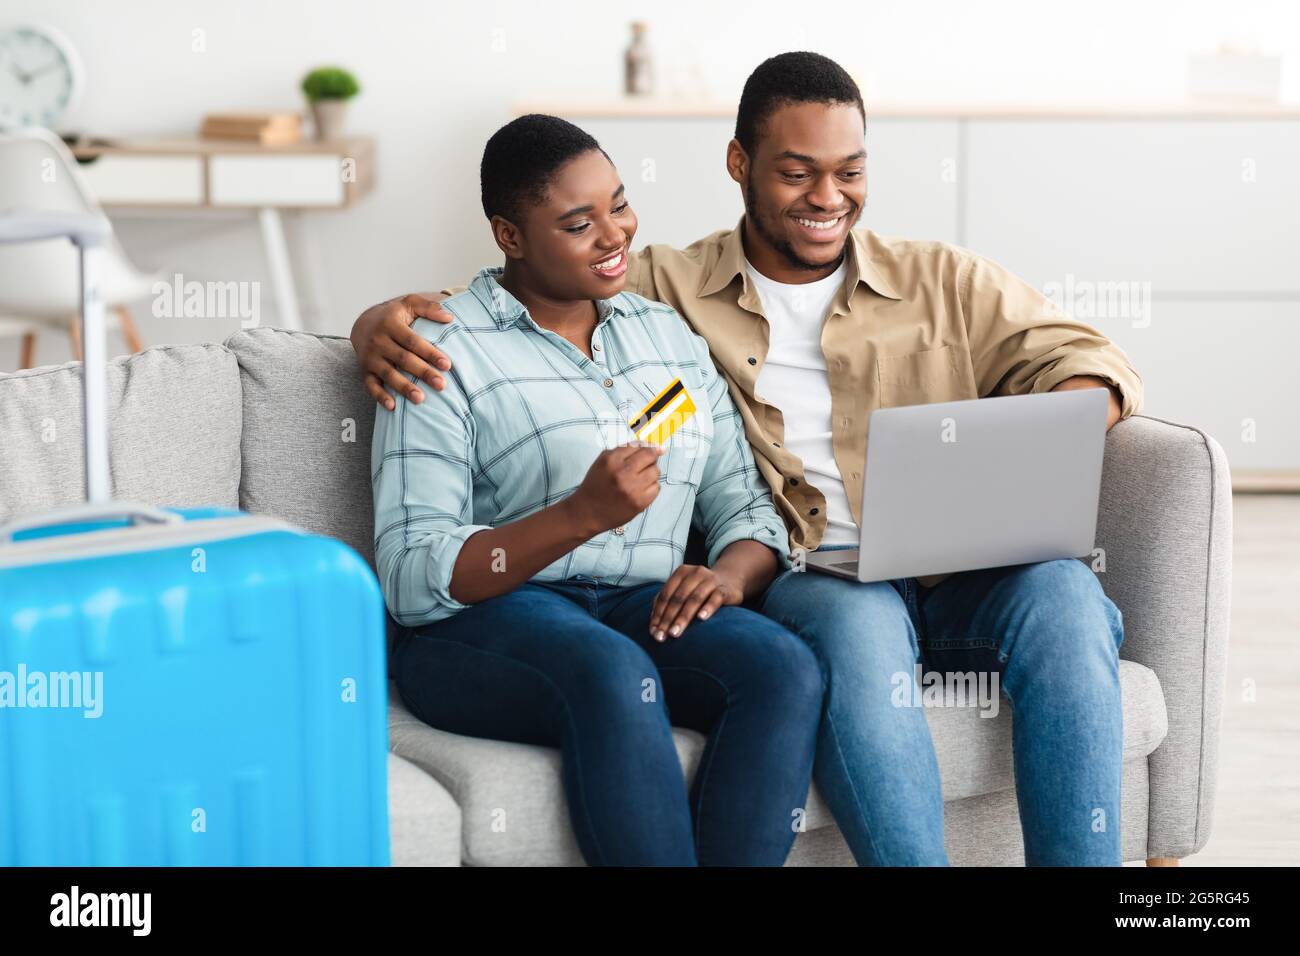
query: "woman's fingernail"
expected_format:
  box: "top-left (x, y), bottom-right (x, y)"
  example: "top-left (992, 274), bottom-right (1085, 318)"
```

top-left (670, 625), bottom-right (681, 636)
top-left (698, 609), bottom-right (710, 619)
top-left (654, 630), bottom-right (665, 642)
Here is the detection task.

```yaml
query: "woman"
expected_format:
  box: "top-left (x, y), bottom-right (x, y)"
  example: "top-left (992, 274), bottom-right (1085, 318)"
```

top-left (371, 114), bottom-right (823, 866)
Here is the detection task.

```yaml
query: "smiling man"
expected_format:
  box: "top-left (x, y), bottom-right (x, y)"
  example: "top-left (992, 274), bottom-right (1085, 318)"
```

top-left (350, 52), bottom-right (1143, 866)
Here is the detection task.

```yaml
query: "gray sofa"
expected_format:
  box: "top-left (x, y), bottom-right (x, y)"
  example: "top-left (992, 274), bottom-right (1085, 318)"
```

top-left (0, 328), bottom-right (1232, 866)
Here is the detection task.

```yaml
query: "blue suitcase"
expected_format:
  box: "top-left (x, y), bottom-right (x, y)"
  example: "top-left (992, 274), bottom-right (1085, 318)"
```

top-left (0, 211), bottom-right (389, 866)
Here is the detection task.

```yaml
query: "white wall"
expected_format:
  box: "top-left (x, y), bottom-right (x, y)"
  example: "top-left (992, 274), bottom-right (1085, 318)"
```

top-left (3, 0), bottom-right (1299, 373)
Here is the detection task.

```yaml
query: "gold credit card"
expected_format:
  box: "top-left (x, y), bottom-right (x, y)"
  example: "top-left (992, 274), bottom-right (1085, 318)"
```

top-left (628, 376), bottom-right (697, 447)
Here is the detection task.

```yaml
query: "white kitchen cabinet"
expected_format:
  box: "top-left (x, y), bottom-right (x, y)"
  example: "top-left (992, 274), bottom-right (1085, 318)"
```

top-left (1090, 301), bottom-right (1300, 470)
top-left (964, 120), bottom-right (1300, 294)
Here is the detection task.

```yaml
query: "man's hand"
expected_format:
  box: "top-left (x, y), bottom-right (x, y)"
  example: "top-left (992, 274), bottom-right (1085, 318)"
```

top-left (1052, 375), bottom-right (1123, 430)
top-left (649, 565), bottom-right (744, 642)
top-left (564, 445), bottom-right (664, 538)
top-left (352, 293), bottom-right (456, 411)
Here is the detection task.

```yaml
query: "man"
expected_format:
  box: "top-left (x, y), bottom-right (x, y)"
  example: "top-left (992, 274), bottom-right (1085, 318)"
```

top-left (351, 52), bottom-right (1142, 866)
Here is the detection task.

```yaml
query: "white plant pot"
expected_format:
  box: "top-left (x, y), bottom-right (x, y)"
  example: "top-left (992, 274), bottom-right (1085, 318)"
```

top-left (311, 99), bottom-right (349, 141)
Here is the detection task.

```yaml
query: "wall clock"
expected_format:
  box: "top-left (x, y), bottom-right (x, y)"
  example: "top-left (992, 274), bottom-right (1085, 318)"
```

top-left (0, 23), bottom-right (82, 129)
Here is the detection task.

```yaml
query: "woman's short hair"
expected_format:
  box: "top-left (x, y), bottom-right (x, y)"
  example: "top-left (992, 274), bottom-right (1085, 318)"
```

top-left (480, 113), bottom-right (609, 224)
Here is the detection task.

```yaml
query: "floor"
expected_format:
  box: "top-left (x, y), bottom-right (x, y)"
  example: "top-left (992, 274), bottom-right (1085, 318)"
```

top-left (1179, 493), bottom-right (1300, 866)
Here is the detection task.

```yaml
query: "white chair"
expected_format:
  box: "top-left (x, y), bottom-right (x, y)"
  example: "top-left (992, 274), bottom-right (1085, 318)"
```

top-left (0, 127), bottom-right (157, 369)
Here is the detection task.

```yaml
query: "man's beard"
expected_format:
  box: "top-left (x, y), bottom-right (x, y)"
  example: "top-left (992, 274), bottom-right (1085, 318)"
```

top-left (745, 179), bottom-right (852, 273)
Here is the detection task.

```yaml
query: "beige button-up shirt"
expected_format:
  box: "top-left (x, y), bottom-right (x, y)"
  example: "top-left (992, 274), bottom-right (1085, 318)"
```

top-left (625, 219), bottom-right (1143, 557)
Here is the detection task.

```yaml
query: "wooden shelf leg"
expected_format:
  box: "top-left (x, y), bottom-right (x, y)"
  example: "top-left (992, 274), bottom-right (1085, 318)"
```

top-left (68, 318), bottom-right (82, 361)
top-left (115, 305), bottom-right (144, 353)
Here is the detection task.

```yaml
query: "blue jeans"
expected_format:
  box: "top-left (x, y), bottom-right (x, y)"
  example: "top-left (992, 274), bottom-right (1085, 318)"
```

top-left (759, 553), bottom-right (1125, 866)
top-left (392, 576), bottom-right (824, 866)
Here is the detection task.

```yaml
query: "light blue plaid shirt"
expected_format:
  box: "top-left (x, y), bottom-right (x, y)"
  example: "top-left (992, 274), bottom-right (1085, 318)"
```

top-left (372, 268), bottom-right (790, 626)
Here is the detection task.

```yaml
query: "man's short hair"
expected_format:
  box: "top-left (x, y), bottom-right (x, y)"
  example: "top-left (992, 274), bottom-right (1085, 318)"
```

top-left (480, 113), bottom-right (608, 223)
top-left (734, 52), bottom-right (866, 154)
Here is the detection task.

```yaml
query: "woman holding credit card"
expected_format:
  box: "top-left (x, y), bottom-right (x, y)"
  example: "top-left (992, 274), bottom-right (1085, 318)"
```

top-left (371, 115), bottom-right (823, 866)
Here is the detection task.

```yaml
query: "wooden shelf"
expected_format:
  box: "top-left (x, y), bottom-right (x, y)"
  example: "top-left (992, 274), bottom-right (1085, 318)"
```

top-left (66, 136), bottom-right (375, 210)
top-left (69, 135), bottom-right (374, 158)
top-left (1232, 470), bottom-right (1300, 494)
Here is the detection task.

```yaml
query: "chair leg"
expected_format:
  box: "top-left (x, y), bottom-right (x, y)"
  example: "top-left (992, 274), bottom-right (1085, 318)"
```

top-left (19, 332), bottom-right (36, 369)
top-left (115, 305), bottom-right (144, 353)
top-left (68, 318), bottom-right (82, 361)
top-left (1146, 857), bottom-right (1180, 867)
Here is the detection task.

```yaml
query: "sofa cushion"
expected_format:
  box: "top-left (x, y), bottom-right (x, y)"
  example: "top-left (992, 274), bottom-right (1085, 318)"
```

top-left (223, 328), bottom-right (377, 567)
top-left (0, 344), bottom-right (241, 522)
top-left (387, 752), bottom-right (461, 867)
top-left (388, 659), bottom-right (1167, 866)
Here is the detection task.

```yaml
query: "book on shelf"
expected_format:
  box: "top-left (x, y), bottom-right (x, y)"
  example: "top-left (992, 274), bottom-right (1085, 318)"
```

top-left (199, 111), bottom-right (303, 145)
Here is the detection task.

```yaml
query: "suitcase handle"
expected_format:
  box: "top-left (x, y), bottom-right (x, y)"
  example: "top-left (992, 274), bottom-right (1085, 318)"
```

top-left (0, 501), bottom-right (183, 543)
top-left (0, 208), bottom-right (112, 504)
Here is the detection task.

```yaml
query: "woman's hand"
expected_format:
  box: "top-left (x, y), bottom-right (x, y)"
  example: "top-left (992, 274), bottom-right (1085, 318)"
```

top-left (649, 565), bottom-right (744, 642)
top-left (450, 445), bottom-right (663, 609)
top-left (567, 445), bottom-right (664, 537)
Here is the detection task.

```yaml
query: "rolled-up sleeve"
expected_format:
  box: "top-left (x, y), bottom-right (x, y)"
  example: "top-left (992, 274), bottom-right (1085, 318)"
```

top-left (686, 335), bottom-right (791, 569)
top-left (371, 370), bottom-right (492, 626)
top-left (962, 253), bottom-right (1144, 419)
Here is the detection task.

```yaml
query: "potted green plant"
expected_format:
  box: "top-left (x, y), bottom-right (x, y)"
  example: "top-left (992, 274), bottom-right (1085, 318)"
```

top-left (301, 66), bottom-right (360, 141)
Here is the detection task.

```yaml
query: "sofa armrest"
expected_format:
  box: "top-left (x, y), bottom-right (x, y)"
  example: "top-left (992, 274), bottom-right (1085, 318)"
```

top-left (1094, 414), bottom-right (1233, 859)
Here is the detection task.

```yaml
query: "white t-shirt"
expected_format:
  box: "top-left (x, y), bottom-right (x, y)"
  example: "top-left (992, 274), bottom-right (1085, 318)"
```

top-left (744, 258), bottom-right (860, 547)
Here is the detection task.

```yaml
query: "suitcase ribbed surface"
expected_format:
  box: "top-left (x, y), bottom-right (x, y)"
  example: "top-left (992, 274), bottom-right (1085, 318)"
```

top-left (0, 512), bottom-right (390, 865)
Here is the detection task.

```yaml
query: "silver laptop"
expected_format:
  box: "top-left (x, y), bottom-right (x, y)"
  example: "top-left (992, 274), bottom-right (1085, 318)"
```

top-left (806, 388), bottom-right (1109, 582)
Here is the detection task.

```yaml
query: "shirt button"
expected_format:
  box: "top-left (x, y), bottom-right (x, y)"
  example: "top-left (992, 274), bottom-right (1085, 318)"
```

top-left (602, 377), bottom-right (614, 388)
top-left (810, 507), bottom-right (820, 516)
top-left (789, 477), bottom-right (800, 486)
top-left (593, 342), bottom-right (602, 351)
top-left (747, 356), bottom-right (757, 365)
top-left (841, 417), bottom-right (851, 427)
top-left (613, 526), bottom-right (625, 535)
